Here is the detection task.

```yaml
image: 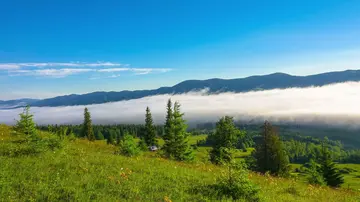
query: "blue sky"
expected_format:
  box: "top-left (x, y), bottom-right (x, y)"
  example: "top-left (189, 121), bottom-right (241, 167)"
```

top-left (1, 0), bottom-right (360, 99)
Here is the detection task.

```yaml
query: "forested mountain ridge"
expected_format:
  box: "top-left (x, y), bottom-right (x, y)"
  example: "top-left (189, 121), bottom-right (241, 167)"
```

top-left (3, 69), bottom-right (360, 108)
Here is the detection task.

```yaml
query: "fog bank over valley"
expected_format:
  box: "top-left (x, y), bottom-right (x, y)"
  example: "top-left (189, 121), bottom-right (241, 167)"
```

top-left (1, 82), bottom-right (360, 128)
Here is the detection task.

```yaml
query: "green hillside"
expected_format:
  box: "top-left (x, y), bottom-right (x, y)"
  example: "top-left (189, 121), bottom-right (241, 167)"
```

top-left (1, 125), bottom-right (359, 202)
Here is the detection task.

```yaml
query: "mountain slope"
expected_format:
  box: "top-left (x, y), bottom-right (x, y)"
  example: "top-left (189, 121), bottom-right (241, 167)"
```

top-left (0, 99), bottom-right (40, 109)
top-left (5, 69), bottom-right (360, 107)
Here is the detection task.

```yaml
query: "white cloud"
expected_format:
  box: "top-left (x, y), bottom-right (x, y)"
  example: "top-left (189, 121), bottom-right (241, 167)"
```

top-left (0, 62), bottom-right (122, 69)
top-left (10, 68), bottom-right (94, 78)
top-left (1, 82), bottom-right (360, 129)
top-left (132, 68), bottom-right (172, 75)
top-left (0, 64), bottom-right (21, 70)
top-left (1, 62), bottom-right (172, 78)
top-left (89, 74), bottom-right (121, 80)
top-left (97, 68), bottom-right (130, 72)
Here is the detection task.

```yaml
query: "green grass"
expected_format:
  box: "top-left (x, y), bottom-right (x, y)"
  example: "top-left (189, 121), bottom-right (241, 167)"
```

top-left (1, 128), bottom-right (360, 201)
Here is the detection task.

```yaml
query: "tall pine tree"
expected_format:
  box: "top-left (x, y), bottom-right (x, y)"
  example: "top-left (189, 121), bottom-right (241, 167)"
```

top-left (162, 99), bottom-right (174, 156)
top-left (144, 106), bottom-right (157, 146)
top-left (252, 121), bottom-right (290, 176)
top-left (82, 107), bottom-right (95, 141)
top-left (171, 101), bottom-right (193, 161)
top-left (15, 105), bottom-right (37, 140)
top-left (162, 100), bottom-right (193, 161)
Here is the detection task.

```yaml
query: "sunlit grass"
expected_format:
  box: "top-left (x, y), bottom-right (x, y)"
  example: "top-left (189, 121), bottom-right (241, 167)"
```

top-left (1, 128), bottom-right (359, 201)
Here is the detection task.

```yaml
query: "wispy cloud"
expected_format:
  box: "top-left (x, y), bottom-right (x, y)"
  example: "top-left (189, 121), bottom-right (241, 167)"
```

top-left (0, 62), bottom-right (122, 70)
top-left (10, 68), bottom-right (94, 78)
top-left (89, 74), bottom-right (121, 80)
top-left (1, 62), bottom-right (172, 78)
top-left (97, 68), bottom-right (130, 72)
top-left (132, 68), bottom-right (172, 75)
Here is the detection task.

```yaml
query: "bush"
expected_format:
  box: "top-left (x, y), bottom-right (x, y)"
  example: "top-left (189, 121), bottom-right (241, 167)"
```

top-left (138, 138), bottom-right (148, 151)
top-left (210, 162), bottom-right (260, 201)
top-left (0, 134), bottom-right (64, 157)
top-left (117, 134), bottom-right (140, 157)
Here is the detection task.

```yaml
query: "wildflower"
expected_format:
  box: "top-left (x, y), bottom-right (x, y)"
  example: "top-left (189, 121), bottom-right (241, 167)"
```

top-left (164, 196), bottom-right (172, 202)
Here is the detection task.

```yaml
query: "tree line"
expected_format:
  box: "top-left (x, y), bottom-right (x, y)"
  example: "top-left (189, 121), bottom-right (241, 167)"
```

top-left (34, 100), bottom-right (346, 188)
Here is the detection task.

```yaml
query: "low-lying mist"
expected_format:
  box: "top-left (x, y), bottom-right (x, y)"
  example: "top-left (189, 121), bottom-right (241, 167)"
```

top-left (1, 82), bottom-right (360, 128)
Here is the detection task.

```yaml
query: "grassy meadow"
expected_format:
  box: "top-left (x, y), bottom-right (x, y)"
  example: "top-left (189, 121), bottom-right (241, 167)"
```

top-left (1, 125), bottom-right (360, 202)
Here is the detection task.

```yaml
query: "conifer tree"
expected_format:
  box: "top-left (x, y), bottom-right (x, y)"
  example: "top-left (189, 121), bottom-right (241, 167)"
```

top-left (252, 121), bottom-right (290, 176)
top-left (95, 130), bottom-right (104, 140)
top-left (144, 106), bottom-right (157, 146)
top-left (305, 159), bottom-right (325, 186)
top-left (171, 101), bottom-right (193, 161)
top-left (210, 116), bottom-right (241, 165)
top-left (15, 105), bottom-right (37, 140)
top-left (82, 107), bottom-right (95, 141)
top-left (107, 133), bottom-right (115, 145)
top-left (318, 139), bottom-right (344, 187)
top-left (162, 100), bottom-right (193, 160)
top-left (162, 99), bottom-right (174, 156)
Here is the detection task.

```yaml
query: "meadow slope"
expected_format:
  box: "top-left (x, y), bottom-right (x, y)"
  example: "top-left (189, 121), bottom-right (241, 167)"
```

top-left (1, 127), bottom-right (359, 202)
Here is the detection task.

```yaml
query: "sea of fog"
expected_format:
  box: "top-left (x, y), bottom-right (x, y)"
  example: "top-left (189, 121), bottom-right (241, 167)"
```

top-left (1, 82), bottom-right (360, 128)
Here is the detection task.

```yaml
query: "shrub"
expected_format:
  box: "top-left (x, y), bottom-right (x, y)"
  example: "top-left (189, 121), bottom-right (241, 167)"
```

top-left (138, 138), bottom-right (148, 151)
top-left (211, 162), bottom-right (260, 201)
top-left (117, 133), bottom-right (140, 157)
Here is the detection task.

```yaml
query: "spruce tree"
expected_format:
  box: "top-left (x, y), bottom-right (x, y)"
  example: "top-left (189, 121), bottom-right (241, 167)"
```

top-left (82, 107), bottom-right (95, 141)
top-left (210, 116), bottom-right (240, 165)
top-left (15, 105), bottom-right (37, 140)
top-left (162, 100), bottom-right (193, 160)
top-left (318, 140), bottom-right (344, 187)
top-left (162, 99), bottom-right (174, 156)
top-left (171, 101), bottom-right (193, 161)
top-left (305, 159), bottom-right (325, 186)
top-left (252, 121), bottom-right (290, 176)
top-left (95, 130), bottom-right (104, 140)
top-left (144, 106), bottom-right (157, 146)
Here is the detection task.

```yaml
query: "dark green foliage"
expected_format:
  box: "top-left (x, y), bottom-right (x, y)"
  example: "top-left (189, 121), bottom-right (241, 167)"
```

top-left (305, 159), bottom-right (325, 186)
top-left (117, 133), bottom-right (140, 157)
top-left (162, 100), bottom-right (193, 161)
top-left (107, 133), bottom-right (115, 145)
top-left (162, 99), bottom-right (173, 156)
top-left (318, 140), bottom-right (344, 187)
top-left (95, 130), bottom-right (104, 140)
top-left (144, 106), bottom-right (157, 146)
top-left (251, 121), bottom-right (290, 176)
top-left (14, 105), bottom-right (37, 140)
top-left (138, 138), bottom-right (148, 151)
top-left (210, 116), bottom-right (241, 165)
top-left (171, 102), bottom-right (193, 161)
top-left (210, 162), bottom-right (260, 201)
top-left (81, 108), bottom-right (95, 141)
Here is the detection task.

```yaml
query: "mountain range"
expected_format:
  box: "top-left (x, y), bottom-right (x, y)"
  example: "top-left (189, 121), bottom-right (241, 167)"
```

top-left (2, 69), bottom-right (360, 108)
